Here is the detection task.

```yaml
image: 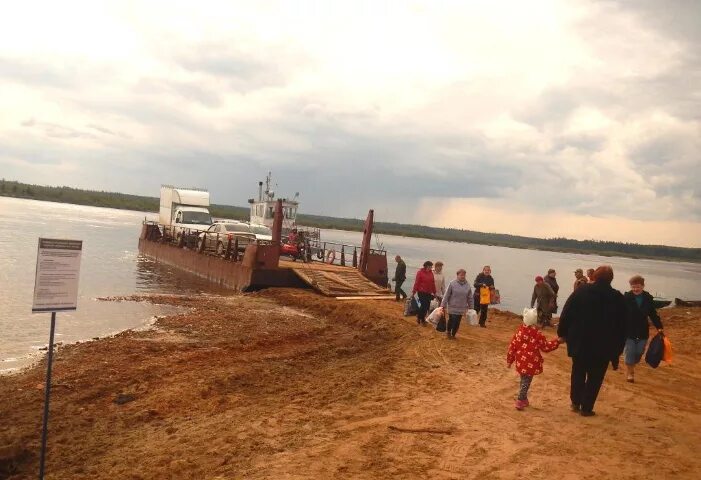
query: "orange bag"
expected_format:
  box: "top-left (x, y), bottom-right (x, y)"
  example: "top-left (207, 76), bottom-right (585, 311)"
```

top-left (479, 286), bottom-right (491, 305)
top-left (662, 336), bottom-right (673, 364)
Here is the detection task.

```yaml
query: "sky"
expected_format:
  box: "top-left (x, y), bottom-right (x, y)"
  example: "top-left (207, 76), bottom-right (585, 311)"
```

top-left (0, 0), bottom-right (699, 247)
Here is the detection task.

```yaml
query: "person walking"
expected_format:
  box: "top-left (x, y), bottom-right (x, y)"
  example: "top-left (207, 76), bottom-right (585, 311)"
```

top-left (393, 255), bottom-right (407, 301)
top-left (473, 266), bottom-right (494, 328)
top-left (623, 275), bottom-right (664, 383)
top-left (412, 261), bottom-right (436, 325)
top-left (531, 276), bottom-right (556, 327)
top-left (557, 266), bottom-right (626, 417)
top-left (573, 268), bottom-right (588, 291)
top-left (507, 308), bottom-right (561, 410)
top-left (440, 269), bottom-right (474, 339)
top-left (586, 268), bottom-right (595, 283)
top-left (544, 268), bottom-right (559, 313)
top-left (433, 261), bottom-right (446, 302)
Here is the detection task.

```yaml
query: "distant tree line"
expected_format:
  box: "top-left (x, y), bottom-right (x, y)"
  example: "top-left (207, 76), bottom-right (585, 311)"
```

top-left (2, 179), bottom-right (700, 263)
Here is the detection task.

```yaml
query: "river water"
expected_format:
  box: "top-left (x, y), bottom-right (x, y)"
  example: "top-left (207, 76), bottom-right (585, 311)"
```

top-left (2, 197), bottom-right (699, 373)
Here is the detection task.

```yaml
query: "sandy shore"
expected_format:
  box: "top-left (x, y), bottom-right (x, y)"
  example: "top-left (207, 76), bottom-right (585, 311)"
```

top-left (1, 289), bottom-right (699, 479)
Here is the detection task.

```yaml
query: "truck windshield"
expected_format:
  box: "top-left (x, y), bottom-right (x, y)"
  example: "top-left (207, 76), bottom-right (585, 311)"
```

top-left (182, 212), bottom-right (212, 225)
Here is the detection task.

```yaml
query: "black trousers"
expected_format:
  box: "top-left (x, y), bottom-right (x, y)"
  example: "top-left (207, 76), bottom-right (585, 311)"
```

top-left (570, 356), bottom-right (609, 413)
top-left (476, 302), bottom-right (489, 325)
top-left (416, 292), bottom-right (433, 323)
top-left (447, 313), bottom-right (462, 337)
top-left (395, 279), bottom-right (407, 300)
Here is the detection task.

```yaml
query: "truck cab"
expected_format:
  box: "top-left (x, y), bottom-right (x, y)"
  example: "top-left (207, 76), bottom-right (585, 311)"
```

top-left (160, 186), bottom-right (212, 243)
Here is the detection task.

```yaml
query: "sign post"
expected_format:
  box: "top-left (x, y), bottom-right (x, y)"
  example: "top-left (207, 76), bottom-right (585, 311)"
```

top-left (32, 238), bottom-right (83, 480)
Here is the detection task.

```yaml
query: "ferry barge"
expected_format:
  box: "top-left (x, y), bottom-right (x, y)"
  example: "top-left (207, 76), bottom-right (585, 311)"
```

top-left (139, 199), bottom-right (390, 298)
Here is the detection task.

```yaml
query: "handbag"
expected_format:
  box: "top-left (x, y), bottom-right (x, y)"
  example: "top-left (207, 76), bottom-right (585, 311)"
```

top-left (490, 288), bottom-right (501, 305)
top-left (479, 286), bottom-right (491, 305)
top-left (404, 297), bottom-right (419, 316)
top-left (645, 333), bottom-right (665, 368)
top-left (662, 336), bottom-right (673, 364)
top-left (436, 317), bottom-right (447, 332)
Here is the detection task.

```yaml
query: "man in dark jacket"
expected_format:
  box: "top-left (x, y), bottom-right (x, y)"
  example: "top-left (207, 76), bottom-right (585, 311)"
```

top-left (393, 255), bottom-right (407, 301)
top-left (544, 268), bottom-right (559, 313)
top-left (623, 275), bottom-right (664, 383)
top-left (573, 268), bottom-right (588, 291)
top-left (557, 266), bottom-right (626, 417)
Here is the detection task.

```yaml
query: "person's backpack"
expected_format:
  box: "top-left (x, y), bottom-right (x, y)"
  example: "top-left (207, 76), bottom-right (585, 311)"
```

top-left (645, 333), bottom-right (665, 368)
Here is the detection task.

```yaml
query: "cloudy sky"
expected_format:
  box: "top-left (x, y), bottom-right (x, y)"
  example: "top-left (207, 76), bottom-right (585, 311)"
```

top-left (1, 0), bottom-right (699, 247)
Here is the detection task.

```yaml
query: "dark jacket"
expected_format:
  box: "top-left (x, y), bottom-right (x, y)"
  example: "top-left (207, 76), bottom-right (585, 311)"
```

top-left (531, 282), bottom-right (555, 311)
top-left (473, 273), bottom-right (494, 289)
top-left (557, 282), bottom-right (626, 361)
top-left (394, 260), bottom-right (406, 282)
top-left (544, 275), bottom-right (559, 311)
top-left (473, 273), bottom-right (495, 304)
top-left (544, 275), bottom-right (559, 295)
top-left (412, 269), bottom-right (436, 295)
top-left (624, 291), bottom-right (663, 339)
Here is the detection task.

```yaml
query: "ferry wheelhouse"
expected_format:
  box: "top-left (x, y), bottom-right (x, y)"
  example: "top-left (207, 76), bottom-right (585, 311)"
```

top-left (248, 172), bottom-right (298, 234)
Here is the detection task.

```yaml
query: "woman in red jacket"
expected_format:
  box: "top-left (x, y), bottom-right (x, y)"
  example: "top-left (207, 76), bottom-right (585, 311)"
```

top-left (412, 261), bottom-right (436, 325)
top-left (507, 308), bottom-right (561, 410)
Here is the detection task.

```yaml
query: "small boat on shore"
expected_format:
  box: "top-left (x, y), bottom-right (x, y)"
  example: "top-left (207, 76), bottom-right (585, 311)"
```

top-left (653, 297), bottom-right (672, 309)
top-left (674, 298), bottom-right (701, 308)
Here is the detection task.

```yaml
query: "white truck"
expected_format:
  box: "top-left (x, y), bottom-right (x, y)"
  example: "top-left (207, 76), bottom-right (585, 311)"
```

top-left (159, 186), bottom-right (212, 243)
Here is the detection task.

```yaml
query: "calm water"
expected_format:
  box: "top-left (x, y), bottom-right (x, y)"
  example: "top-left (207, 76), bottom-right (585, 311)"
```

top-left (2, 197), bottom-right (699, 372)
top-left (318, 230), bottom-right (701, 311)
top-left (0, 197), bottom-right (230, 373)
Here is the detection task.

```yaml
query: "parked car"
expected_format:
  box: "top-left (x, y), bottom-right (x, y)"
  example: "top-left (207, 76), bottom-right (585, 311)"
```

top-left (197, 221), bottom-right (256, 255)
top-left (247, 223), bottom-right (273, 241)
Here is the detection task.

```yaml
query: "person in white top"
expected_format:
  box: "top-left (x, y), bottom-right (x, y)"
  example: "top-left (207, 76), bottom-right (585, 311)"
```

top-left (433, 261), bottom-right (446, 301)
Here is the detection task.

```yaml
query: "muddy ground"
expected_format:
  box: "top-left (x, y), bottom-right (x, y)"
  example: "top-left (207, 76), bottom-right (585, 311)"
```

top-left (1, 289), bottom-right (699, 479)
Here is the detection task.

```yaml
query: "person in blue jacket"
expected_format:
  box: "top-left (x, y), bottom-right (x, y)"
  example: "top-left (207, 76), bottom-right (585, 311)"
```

top-left (623, 275), bottom-right (664, 383)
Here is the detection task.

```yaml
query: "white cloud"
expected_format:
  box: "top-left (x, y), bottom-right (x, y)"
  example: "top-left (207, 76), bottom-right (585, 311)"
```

top-left (0, 0), bottom-right (699, 246)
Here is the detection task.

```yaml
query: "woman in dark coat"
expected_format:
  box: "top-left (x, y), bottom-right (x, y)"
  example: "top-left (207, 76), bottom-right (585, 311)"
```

top-left (623, 275), bottom-right (664, 383)
top-left (473, 266), bottom-right (495, 328)
top-left (557, 266), bottom-right (626, 417)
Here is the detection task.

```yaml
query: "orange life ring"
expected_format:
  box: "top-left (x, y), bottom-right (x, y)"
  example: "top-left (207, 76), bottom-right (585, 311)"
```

top-left (326, 249), bottom-right (336, 264)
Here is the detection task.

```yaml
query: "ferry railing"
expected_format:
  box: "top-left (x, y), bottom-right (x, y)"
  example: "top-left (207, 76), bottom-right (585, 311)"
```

top-left (144, 221), bottom-right (386, 266)
top-left (314, 241), bottom-right (385, 267)
top-left (144, 221), bottom-right (261, 263)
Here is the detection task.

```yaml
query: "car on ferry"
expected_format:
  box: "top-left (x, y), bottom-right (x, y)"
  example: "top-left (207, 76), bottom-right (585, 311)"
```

top-left (246, 223), bottom-right (273, 241)
top-left (197, 221), bottom-right (256, 256)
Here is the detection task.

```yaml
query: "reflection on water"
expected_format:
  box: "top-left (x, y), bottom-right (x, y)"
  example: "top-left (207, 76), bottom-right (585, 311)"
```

top-left (135, 256), bottom-right (232, 295)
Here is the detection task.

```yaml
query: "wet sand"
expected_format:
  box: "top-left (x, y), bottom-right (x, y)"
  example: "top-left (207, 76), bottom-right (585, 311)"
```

top-left (0, 289), bottom-right (699, 479)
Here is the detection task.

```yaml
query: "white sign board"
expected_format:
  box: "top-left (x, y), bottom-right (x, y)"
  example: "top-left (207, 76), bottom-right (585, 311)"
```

top-left (32, 238), bottom-right (83, 313)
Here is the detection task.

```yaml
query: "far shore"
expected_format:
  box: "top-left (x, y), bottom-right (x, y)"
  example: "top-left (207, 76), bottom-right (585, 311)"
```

top-left (1, 190), bottom-right (699, 264)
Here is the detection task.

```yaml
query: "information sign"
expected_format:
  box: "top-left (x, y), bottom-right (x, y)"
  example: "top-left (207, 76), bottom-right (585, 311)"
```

top-left (32, 238), bottom-right (83, 312)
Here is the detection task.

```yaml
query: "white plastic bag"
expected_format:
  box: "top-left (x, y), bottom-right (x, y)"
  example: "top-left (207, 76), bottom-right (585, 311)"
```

top-left (427, 307), bottom-right (444, 326)
top-left (467, 309), bottom-right (478, 326)
top-left (522, 307), bottom-right (538, 326)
